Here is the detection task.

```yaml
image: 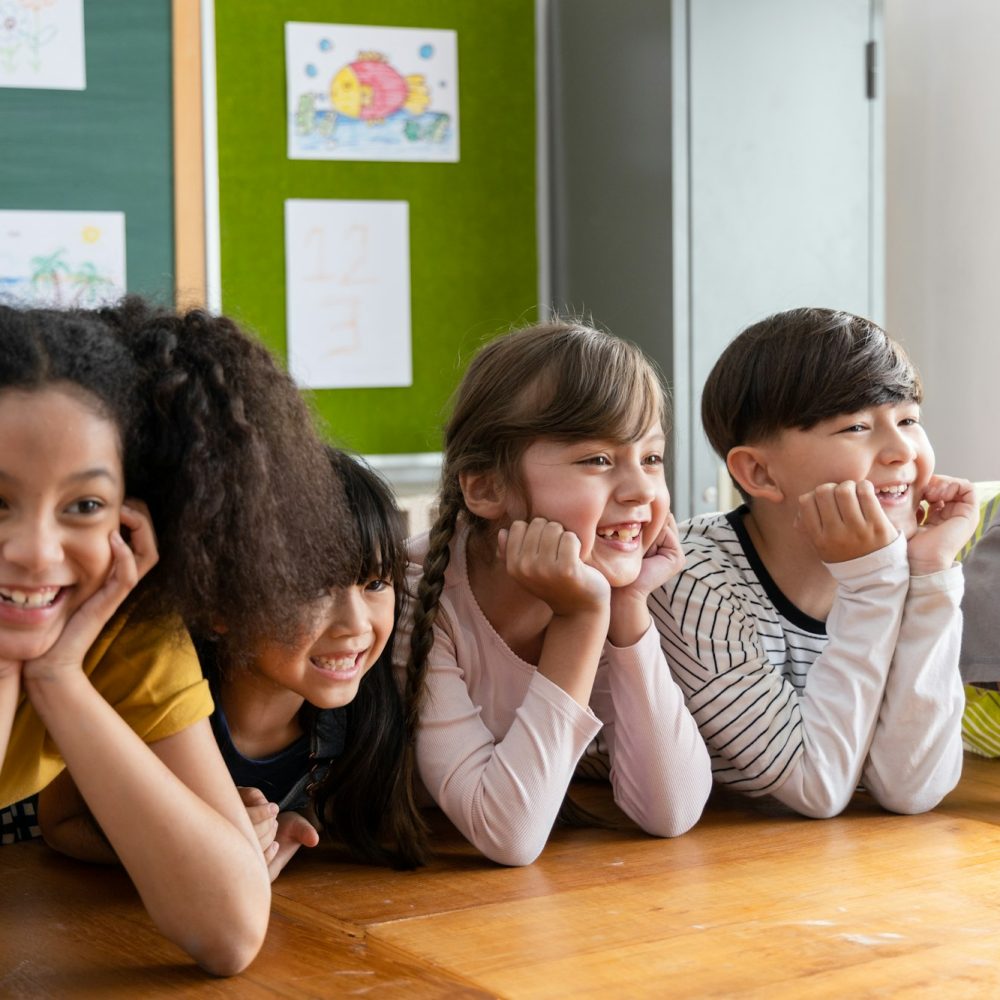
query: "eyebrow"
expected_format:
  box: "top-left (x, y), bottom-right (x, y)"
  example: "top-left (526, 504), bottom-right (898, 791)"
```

top-left (0, 467), bottom-right (121, 487)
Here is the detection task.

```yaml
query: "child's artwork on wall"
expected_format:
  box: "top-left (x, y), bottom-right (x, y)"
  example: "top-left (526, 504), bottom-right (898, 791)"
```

top-left (0, 209), bottom-right (125, 306)
top-left (0, 0), bottom-right (86, 90)
top-left (285, 22), bottom-right (459, 163)
top-left (285, 199), bottom-right (412, 389)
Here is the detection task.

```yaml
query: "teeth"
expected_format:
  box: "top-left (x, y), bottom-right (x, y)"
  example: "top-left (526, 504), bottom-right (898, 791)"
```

top-left (598, 526), bottom-right (641, 541)
top-left (0, 587), bottom-right (59, 608)
top-left (312, 654), bottom-right (359, 671)
top-left (877, 485), bottom-right (908, 496)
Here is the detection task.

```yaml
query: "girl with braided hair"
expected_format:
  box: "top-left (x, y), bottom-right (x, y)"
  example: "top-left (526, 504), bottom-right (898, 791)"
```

top-left (399, 321), bottom-right (711, 866)
top-left (0, 298), bottom-right (352, 973)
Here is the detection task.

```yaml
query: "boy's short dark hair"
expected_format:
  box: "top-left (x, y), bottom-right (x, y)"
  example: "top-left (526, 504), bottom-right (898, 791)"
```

top-left (702, 307), bottom-right (923, 460)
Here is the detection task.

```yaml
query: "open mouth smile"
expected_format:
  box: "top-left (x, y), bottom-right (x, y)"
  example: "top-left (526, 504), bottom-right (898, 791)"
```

top-left (310, 652), bottom-right (366, 676)
top-left (873, 483), bottom-right (911, 504)
top-left (0, 585), bottom-right (63, 609)
top-left (596, 523), bottom-right (644, 545)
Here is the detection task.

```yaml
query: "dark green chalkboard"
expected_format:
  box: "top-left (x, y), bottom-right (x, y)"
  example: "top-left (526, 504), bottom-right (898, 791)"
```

top-left (0, 1), bottom-right (174, 304)
top-left (214, 0), bottom-right (538, 454)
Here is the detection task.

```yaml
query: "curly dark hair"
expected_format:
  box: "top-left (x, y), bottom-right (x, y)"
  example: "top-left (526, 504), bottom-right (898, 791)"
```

top-left (0, 304), bottom-right (141, 457)
top-left (85, 296), bottom-right (359, 659)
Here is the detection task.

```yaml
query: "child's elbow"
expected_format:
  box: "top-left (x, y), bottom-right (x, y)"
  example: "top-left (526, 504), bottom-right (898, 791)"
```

top-left (619, 770), bottom-right (712, 838)
top-left (797, 801), bottom-right (847, 820)
top-left (644, 808), bottom-right (703, 839)
top-left (470, 818), bottom-right (547, 866)
top-left (871, 785), bottom-right (949, 817)
top-left (188, 916), bottom-right (268, 977)
top-left (782, 784), bottom-right (855, 820)
top-left (481, 834), bottom-right (546, 867)
top-left (631, 795), bottom-right (708, 839)
top-left (176, 875), bottom-right (271, 976)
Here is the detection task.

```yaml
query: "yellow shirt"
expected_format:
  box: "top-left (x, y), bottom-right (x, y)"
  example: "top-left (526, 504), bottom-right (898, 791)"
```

top-left (0, 608), bottom-right (212, 808)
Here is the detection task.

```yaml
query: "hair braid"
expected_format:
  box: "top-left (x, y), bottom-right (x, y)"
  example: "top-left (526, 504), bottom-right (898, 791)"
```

top-left (398, 480), bottom-right (464, 831)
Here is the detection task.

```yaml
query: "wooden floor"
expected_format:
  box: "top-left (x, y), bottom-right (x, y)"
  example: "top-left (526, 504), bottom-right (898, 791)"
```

top-left (4, 757), bottom-right (1000, 998)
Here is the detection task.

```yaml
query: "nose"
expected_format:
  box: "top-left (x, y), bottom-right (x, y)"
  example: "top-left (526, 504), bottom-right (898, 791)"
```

top-left (879, 426), bottom-right (918, 465)
top-left (3, 514), bottom-right (64, 575)
top-left (326, 586), bottom-right (369, 637)
top-left (616, 460), bottom-right (658, 506)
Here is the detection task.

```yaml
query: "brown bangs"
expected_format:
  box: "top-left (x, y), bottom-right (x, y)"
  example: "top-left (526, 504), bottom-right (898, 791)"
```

top-left (500, 325), bottom-right (666, 447)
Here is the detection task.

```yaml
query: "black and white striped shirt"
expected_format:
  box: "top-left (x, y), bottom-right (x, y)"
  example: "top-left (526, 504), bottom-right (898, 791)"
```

top-left (650, 507), bottom-right (966, 817)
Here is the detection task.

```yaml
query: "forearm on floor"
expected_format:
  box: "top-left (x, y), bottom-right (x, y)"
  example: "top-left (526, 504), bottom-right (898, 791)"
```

top-left (26, 671), bottom-right (269, 975)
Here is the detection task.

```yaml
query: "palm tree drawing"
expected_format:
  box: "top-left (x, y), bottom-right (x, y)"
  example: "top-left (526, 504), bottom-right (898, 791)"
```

top-left (71, 261), bottom-right (112, 306)
top-left (30, 248), bottom-right (71, 304)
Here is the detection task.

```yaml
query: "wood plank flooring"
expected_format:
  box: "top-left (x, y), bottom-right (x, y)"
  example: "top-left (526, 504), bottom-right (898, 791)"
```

top-left (3, 757), bottom-right (1000, 997)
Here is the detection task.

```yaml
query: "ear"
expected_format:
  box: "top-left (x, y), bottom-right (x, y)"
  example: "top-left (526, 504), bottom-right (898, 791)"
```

top-left (726, 446), bottom-right (785, 504)
top-left (459, 469), bottom-right (507, 521)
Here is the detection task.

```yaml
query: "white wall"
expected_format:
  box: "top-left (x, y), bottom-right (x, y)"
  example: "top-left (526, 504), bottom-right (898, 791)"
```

top-left (886, 0), bottom-right (1000, 481)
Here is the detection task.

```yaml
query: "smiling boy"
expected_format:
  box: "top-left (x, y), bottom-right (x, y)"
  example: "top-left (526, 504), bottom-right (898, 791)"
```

top-left (651, 308), bottom-right (977, 818)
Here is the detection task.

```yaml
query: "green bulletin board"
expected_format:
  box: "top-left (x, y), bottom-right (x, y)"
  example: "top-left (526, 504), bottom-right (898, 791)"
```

top-left (213, 0), bottom-right (538, 455)
top-left (0, 1), bottom-right (174, 304)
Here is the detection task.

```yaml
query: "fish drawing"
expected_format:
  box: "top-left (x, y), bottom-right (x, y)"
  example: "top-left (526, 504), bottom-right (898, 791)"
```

top-left (330, 51), bottom-right (430, 122)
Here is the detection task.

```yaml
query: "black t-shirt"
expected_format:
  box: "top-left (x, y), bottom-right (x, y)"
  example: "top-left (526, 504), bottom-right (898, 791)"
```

top-left (200, 643), bottom-right (347, 810)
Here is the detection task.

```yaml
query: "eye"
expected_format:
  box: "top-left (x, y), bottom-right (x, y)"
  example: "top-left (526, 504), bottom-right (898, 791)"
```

top-left (643, 453), bottom-right (664, 467)
top-left (899, 416), bottom-right (920, 427)
top-left (580, 455), bottom-right (612, 467)
top-left (363, 577), bottom-right (392, 593)
top-left (65, 498), bottom-right (105, 515)
top-left (838, 423), bottom-right (868, 434)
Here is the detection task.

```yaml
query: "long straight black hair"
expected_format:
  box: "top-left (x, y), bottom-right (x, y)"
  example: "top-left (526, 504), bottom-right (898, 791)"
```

top-left (309, 450), bottom-right (427, 868)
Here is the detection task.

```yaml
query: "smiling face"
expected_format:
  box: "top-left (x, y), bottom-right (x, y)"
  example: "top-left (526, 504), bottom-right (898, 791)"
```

top-left (754, 400), bottom-right (934, 538)
top-left (0, 386), bottom-right (125, 662)
top-left (511, 419), bottom-right (671, 589)
top-left (250, 574), bottom-right (396, 710)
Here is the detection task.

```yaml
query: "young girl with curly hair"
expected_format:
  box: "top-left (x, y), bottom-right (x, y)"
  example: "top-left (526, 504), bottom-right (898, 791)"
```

top-left (0, 298), bottom-right (352, 974)
top-left (205, 448), bottom-right (427, 879)
top-left (400, 321), bottom-right (712, 866)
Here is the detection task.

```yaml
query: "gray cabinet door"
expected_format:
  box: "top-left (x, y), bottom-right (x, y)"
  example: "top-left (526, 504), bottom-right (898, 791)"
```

top-left (683, 0), bottom-right (883, 515)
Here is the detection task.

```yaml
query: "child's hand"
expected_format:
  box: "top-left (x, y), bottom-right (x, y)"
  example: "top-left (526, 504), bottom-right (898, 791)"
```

top-left (238, 786), bottom-right (279, 856)
top-left (238, 789), bottom-right (321, 880)
top-left (23, 501), bottom-right (159, 686)
top-left (267, 811), bottom-right (321, 881)
top-left (796, 481), bottom-right (898, 563)
top-left (498, 518), bottom-right (610, 617)
top-left (607, 514), bottom-right (685, 648)
top-left (907, 475), bottom-right (978, 575)
top-left (627, 513), bottom-right (685, 597)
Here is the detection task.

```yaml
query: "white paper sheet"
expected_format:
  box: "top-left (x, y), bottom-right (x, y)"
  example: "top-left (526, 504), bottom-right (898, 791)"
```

top-left (286, 21), bottom-right (459, 162)
top-left (285, 199), bottom-right (412, 389)
top-left (0, 0), bottom-right (86, 91)
top-left (0, 209), bottom-right (126, 307)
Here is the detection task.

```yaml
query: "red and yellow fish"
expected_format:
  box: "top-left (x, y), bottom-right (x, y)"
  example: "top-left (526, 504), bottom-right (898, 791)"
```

top-left (330, 51), bottom-right (430, 122)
